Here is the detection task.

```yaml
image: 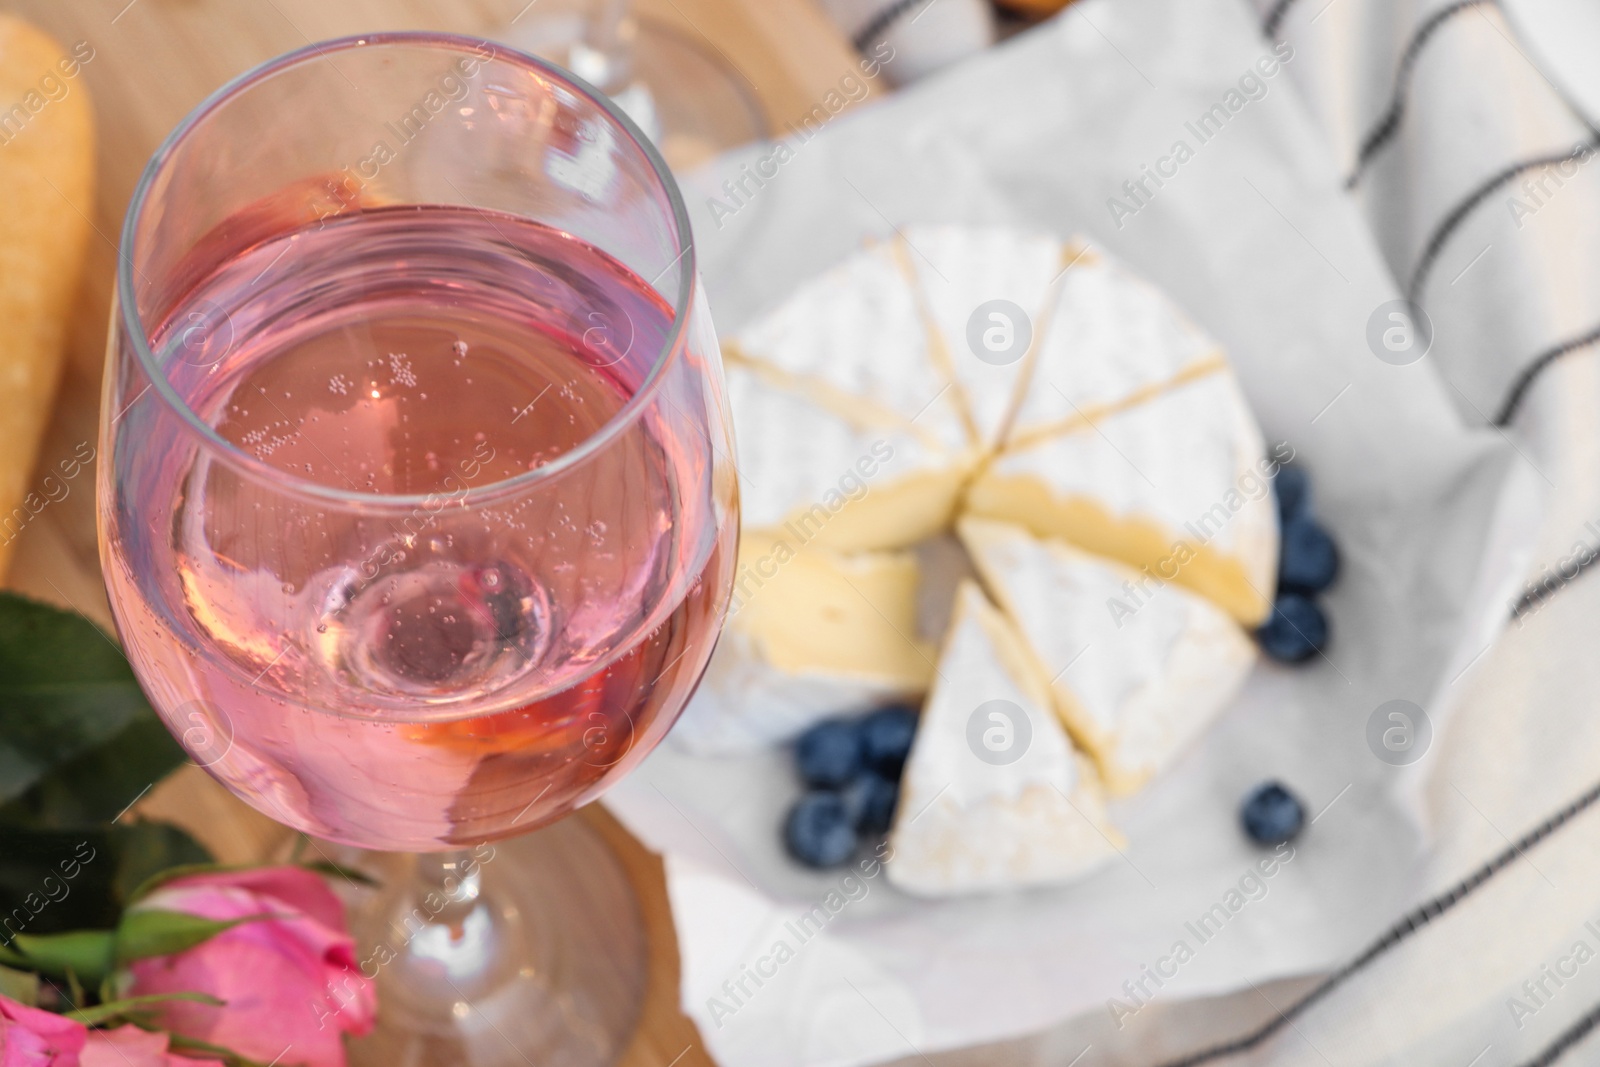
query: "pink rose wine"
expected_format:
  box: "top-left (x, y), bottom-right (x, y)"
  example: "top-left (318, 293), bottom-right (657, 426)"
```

top-left (103, 38), bottom-right (737, 1064)
top-left (102, 205), bottom-right (735, 850)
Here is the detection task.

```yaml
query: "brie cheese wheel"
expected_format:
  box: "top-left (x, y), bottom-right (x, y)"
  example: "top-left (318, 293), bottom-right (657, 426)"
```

top-left (958, 518), bottom-right (1256, 796)
top-left (695, 223), bottom-right (1273, 782)
top-left (728, 222), bottom-right (1277, 622)
top-left (889, 581), bottom-right (1122, 896)
top-left (672, 532), bottom-right (934, 752)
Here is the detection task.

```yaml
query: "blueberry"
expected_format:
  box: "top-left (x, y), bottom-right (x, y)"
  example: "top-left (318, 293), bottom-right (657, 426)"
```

top-left (796, 718), bottom-right (862, 788)
top-left (1255, 593), bottom-right (1328, 663)
top-left (859, 704), bottom-right (918, 777)
top-left (1274, 466), bottom-right (1311, 524)
top-left (785, 791), bottom-right (858, 868)
top-left (1279, 516), bottom-right (1340, 594)
top-left (1240, 781), bottom-right (1305, 845)
top-left (842, 772), bottom-right (899, 834)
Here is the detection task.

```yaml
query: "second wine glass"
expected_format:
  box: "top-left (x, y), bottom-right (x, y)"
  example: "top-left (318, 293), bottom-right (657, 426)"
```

top-left (509, 0), bottom-right (768, 168)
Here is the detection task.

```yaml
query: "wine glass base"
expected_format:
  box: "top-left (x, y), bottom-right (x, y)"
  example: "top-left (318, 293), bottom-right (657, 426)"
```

top-left (508, 14), bottom-right (768, 169)
top-left (337, 818), bottom-right (647, 1067)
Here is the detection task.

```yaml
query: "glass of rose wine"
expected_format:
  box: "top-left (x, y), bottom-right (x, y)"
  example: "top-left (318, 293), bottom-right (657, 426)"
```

top-left (97, 33), bottom-right (736, 1066)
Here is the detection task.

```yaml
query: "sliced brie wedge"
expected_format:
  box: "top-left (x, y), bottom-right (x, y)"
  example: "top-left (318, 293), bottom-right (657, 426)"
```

top-left (672, 532), bottom-right (934, 753)
top-left (1006, 246), bottom-right (1225, 434)
top-left (962, 245), bottom-right (1279, 626)
top-left (725, 234), bottom-right (976, 550)
top-left (958, 518), bottom-right (1256, 796)
top-left (724, 353), bottom-right (971, 552)
top-left (888, 581), bottom-right (1122, 896)
top-left (892, 226), bottom-right (1067, 450)
top-left (968, 368), bottom-right (1280, 625)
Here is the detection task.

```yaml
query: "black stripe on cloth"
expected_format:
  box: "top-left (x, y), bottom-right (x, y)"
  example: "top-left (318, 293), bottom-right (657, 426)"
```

top-left (1510, 539), bottom-right (1600, 622)
top-left (851, 0), bottom-right (924, 53)
top-left (1152, 774), bottom-right (1600, 1067)
top-left (1520, 999), bottom-right (1600, 1067)
top-left (1494, 321), bottom-right (1600, 426)
top-left (1261, 0), bottom-right (1304, 39)
top-left (1345, 0), bottom-right (1492, 190)
top-left (1407, 138), bottom-right (1600, 300)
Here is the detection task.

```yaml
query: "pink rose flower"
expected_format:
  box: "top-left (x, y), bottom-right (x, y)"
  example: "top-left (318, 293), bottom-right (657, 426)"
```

top-left (0, 995), bottom-right (84, 1066)
top-left (82, 1026), bottom-right (218, 1067)
top-left (125, 867), bottom-right (376, 1067)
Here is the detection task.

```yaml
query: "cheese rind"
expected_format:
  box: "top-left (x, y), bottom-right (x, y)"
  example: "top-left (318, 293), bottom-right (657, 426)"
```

top-left (672, 630), bottom-right (917, 753)
top-left (672, 534), bottom-right (933, 753)
top-left (730, 237), bottom-right (970, 455)
top-left (958, 518), bottom-right (1256, 795)
top-left (888, 581), bottom-right (1121, 896)
top-left (1009, 246), bottom-right (1221, 433)
top-left (894, 227), bottom-right (1066, 449)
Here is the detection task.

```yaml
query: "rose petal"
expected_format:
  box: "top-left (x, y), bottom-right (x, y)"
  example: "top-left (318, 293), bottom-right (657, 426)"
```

top-left (126, 869), bottom-right (375, 1066)
top-left (150, 868), bottom-right (346, 932)
top-left (0, 995), bottom-right (86, 1067)
top-left (81, 1025), bottom-right (220, 1067)
top-left (128, 931), bottom-right (365, 1067)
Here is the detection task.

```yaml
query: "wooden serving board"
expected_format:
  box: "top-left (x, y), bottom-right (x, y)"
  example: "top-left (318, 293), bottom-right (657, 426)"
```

top-left (0, 2), bottom-right (863, 1063)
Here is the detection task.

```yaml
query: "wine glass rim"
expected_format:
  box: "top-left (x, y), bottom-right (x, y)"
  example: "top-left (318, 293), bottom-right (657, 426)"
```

top-left (116, 30), bottom-right (701, 509)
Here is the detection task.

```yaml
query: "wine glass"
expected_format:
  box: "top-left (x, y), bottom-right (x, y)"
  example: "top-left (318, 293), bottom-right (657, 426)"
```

top-left (97, 34), bottom-right (737, 1066)
top-left (507, 0), bottom-right (768, 168)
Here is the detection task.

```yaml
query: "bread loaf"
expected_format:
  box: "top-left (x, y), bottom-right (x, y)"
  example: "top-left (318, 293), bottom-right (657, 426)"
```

top-left (0, 17), bottom-right (94, 576)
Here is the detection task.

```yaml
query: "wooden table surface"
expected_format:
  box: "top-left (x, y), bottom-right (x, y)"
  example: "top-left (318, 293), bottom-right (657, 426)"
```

top-left (0, 1), bottom-right (863, 1063)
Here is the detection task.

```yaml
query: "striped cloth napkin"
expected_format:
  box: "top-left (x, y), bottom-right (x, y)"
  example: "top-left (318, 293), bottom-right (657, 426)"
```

top-left (914, 0), bottom-right (1600, 1063)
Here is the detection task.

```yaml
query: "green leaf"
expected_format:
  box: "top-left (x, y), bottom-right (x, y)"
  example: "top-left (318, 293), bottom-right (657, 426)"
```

top-left (8, 929), bottom-right (114, 986)
top-left (1, 715), bottom-right (187, 828)
top-left (125, 863), bottom-right (248, 905)
top-left (0, 831), bottom-right (113, 937)
top-left (0, 823), bottom-right (213, 939)
top-left (114, 909), bottom-right (273, 966)
top-left (108, 822), bottom-right (213, 904)
top-left (0, 593), bottom-right (164, 807)
top-left (65, 967), bottom-right (85, 1012)
top-left (128, 860), bottom-right (377, 906)
top-left (300, 860), bottom-right (379, 888)
top-left (0, 962), bottom-right (38, 1004)
top-left (167, 1033), bottom-right (272, 1067)
top-left (64, 990), bottom-right (224, 1026)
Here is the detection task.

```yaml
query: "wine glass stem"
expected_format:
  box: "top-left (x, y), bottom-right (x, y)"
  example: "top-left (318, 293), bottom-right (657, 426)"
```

top-left (586, 0), bottom-right (633, 52)
top-left (411, 848), bottom-right (483, 926)
top-left (582, 0), bottom-right (636, 93)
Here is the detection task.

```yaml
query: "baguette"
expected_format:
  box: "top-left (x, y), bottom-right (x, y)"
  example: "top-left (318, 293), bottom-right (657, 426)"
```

top-left (0, 16), bottom-right (94, 576)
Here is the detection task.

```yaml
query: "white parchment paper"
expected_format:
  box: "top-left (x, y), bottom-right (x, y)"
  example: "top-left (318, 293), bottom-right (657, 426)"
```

top-left (602, 0), bottom-right (1539, 1062)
